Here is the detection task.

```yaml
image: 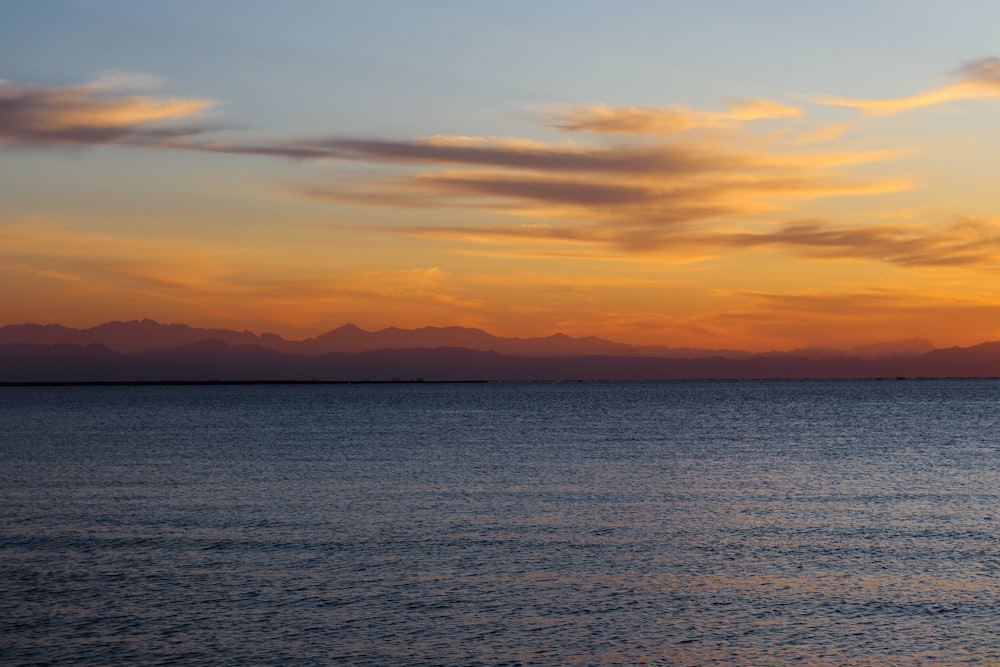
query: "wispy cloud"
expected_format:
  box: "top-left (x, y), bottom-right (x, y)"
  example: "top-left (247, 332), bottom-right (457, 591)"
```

top-left (535, 98), bottom-right (801, 135)
top-left (8, 69), bottom-right (995, 272)
top-left (201, 135), bottom-right (743, 175)
top-left (796, 122), bottom-right (850, 144)
top-left (399, 216), bottom-right (1000, 270)
top-left (0, 75), bottom-right (215, 146)
top-left (0, 73), bottom-right (907, 241)
top-left (809, 57), bottom-right (1000, 115)
top-left (284, 132), bottom-right (908, 248)
top-left (722, 216), bottom-right (1000, 268)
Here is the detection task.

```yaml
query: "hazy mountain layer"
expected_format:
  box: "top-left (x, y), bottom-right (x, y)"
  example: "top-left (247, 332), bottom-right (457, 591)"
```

top-left (0, 320), bottom-right (933, 360)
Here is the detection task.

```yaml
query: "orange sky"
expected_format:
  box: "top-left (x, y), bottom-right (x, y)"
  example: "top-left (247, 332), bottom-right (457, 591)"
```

top-left (5, 3), bottom-right (1000, 351)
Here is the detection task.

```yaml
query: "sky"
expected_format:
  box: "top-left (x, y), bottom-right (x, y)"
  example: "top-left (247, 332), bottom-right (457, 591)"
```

top-left (5, 1), bottom-right (1000, 351)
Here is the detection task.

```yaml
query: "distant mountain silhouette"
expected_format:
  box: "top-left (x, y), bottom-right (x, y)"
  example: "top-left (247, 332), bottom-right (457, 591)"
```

top-left (0, 319), bottom-right (931, 360)
top-left (6, 319), bottom-right (993, 382)
top-left (3, 337), bottom-right (1000, 383)
top-left (761, 337), bottom-right (936, 361)
top-left (847, 337), bottom-right (936, 359)
top-left (0, 320), bottom-right (264, 354)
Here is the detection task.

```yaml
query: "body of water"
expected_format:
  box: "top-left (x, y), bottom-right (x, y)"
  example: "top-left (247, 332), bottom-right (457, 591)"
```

top-left (2, 380), bottom-right (999, 665)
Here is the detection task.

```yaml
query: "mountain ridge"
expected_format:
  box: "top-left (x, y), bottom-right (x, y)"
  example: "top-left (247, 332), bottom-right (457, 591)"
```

top-left (0, 319), bottom-right (934, 360)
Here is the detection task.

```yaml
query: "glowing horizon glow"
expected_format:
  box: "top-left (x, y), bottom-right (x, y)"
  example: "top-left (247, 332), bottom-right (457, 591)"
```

top-left (4, 2), bottom-right (1000, 352)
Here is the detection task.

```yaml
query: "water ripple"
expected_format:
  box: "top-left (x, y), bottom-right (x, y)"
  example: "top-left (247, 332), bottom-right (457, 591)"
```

top-left (2, 380), bottom-right (999, 665)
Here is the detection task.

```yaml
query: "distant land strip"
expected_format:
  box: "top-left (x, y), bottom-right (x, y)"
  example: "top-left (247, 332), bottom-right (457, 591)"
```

top-left (3, 320), bottom-right (1000, 382)
top-left (4, 340), bottom-right (1000, 382)
top-left (4, 377), bottom-right (997, 389)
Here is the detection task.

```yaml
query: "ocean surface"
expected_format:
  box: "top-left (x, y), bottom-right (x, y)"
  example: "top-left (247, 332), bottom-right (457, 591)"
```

top-left (1, 379), bottom-right (999, 666)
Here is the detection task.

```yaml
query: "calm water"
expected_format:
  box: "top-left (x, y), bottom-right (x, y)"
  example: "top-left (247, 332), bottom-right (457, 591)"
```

top-left (1, 380), bottom-right (999, 665)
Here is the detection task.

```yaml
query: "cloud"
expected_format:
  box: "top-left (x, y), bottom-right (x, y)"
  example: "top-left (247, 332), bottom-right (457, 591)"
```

top-left (300, 170), bottom-right (903, 251)
top-left (962, 56), bottom-right (1000, 87)
top-left (281, 131), bottom-right (907, 248)
top-left (0, 76), bottom-right (215, 146)
top-left (202, 134), bottom-right (747, 176)
top-left (723, 98), bottom-right (803, 121)
top-left (395, 215), bottom-right (1000, 270)
top-left (1, 74), bottom-right (953, 268)
top-left (796, 123), bottom-right (850, 144)
top-left (535, 98), bottom-right (801, 135)
top-left (724, 216), bottom-right (1000, 268)
top-left (0, 75), bottom-right (905, 244)
top-left (809, 57), bottom-right (1000, 115)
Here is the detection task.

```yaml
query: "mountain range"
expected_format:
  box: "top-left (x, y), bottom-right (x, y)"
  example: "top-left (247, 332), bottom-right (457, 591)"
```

top-left (0, 319), bottom-right (934, 359)
top-left (2, 319), bottom-right (995, 383)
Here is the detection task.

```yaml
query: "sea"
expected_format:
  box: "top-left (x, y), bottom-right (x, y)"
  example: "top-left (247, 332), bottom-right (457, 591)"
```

top-left (1, 379), bottom-right (998, 666)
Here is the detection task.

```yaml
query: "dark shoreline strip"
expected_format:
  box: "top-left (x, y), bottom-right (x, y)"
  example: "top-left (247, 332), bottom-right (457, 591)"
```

top-left (0, 379), bottom-right (491, 387)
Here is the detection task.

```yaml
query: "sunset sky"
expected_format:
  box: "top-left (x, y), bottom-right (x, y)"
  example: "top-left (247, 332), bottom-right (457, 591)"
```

top-left (6, 1), bottom-right (1000, 351)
